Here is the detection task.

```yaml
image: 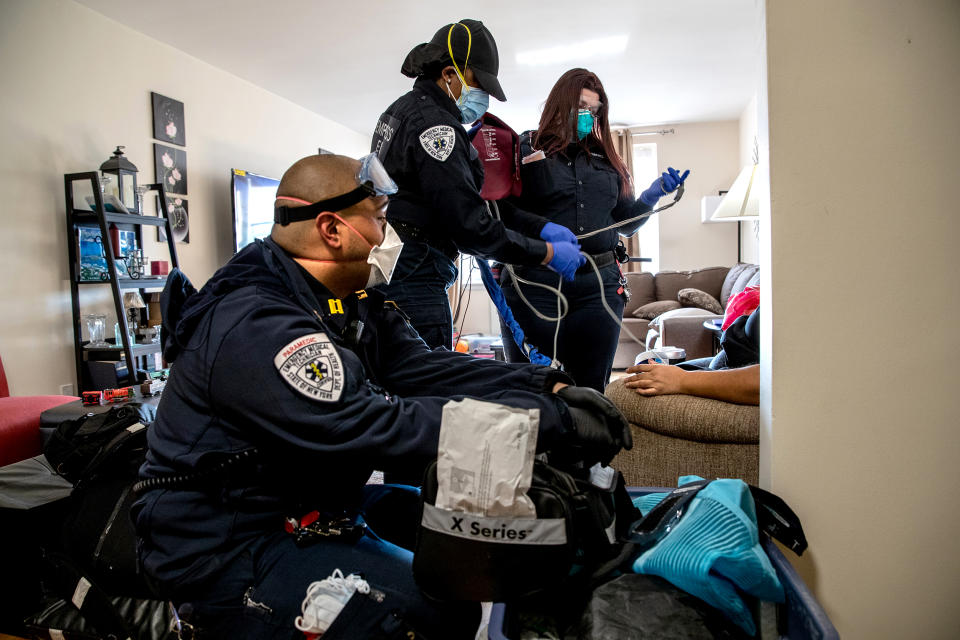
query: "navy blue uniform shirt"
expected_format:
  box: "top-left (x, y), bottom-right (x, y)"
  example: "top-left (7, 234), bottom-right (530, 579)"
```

top-left (514, 133), bottom-right (652, 255)
top-left (133, 237), bottom-right (573, 591)
top-left (371, 77), bottom-right (549, 264)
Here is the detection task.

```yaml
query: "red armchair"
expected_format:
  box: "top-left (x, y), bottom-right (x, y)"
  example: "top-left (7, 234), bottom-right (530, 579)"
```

top-left (0, 355), bottom-right (78, 467)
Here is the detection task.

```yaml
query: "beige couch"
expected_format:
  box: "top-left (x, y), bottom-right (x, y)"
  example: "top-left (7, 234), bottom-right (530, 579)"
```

top-left (613, 263), bottom-right (759, 367)
top-left (605, 377), bottom-right (759, 487)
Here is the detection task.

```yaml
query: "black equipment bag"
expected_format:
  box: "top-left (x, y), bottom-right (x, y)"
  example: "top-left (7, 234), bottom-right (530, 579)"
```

top-left (39, 551), bottom-right (138, 640)
top-left (41, 403), bottom-right (158, 602)
top-left (413, 460), bottom-right (640, 602)
top-left (43, 404), bottom-right (147, 486)
top-left (59, 471), bottom-right (156, 599)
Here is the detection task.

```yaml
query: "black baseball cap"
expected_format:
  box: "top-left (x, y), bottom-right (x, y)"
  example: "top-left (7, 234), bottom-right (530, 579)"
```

top-left (401, 19), bottom-right (506, 102)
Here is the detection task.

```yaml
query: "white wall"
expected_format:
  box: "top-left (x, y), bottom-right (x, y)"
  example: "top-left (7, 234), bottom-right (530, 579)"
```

top-left (765, 1), bottom-right (960, 637)
top-left (0, 0), bottom-right (369, 395)
top-left (737, 95), bottom-right (761, 265)
top-left (653, 121), bottom-right (741, 270)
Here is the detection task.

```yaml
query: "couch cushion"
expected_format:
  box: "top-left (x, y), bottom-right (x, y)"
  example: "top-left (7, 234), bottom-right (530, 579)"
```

top-left (623, 272), bottom-right (656, 315)
top-left (678, 288), bottom-right (723, 314)
top-left (605, 379), bottom-right (759, 444)
top-left (654, 267), bottom-right (728, 303)
top-left (632, 300), bottom-right (682, 320)
top-left (720, 263), bottom-right (759, 307)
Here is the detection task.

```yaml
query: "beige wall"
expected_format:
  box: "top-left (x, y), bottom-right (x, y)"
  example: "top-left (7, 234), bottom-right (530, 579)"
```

top-left (765, 1), bottom-right (960, 637)
top-left (654, 121), bottom-right (741, 271)
top-left (0, 0), bottom-right (369, 395)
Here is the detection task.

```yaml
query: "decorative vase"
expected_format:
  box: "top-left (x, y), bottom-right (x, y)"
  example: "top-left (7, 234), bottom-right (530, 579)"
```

top-left (84, 314), bottom-right (109, 348)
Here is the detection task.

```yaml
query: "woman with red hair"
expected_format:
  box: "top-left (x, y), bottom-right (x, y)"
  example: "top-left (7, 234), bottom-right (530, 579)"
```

top-left (499, 68), bottom-right (690, 391)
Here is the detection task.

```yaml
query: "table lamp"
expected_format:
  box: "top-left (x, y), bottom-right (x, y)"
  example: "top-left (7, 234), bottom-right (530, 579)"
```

top-left (123, 291), bottom-right (146, 342)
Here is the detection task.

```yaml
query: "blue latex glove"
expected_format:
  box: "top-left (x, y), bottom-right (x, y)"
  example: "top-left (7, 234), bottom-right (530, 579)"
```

top-left (546, 241), bottom-right (585, 281)
top-left (639, 167), bottom-right (691, 206)
top-left (539, 221), bottom-right (578, 245)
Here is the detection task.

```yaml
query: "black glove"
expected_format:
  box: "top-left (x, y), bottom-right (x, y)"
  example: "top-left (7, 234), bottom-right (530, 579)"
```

top-left (556, 385), bottom-right (632, 466)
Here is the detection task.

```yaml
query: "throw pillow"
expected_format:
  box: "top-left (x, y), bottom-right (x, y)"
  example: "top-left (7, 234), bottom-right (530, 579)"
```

top-left (631, 300), bottom-right (682, 320)
top-left (720, 263), bottom-right (759, 307)
top-left (678, 288), bottom-right (724, 314)
top-left (654, 267), bottom-right (729, 303)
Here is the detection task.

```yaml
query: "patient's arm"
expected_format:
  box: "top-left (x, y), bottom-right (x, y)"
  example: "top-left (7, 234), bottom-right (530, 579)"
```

top-left (622, 363), bottom-right (759, 405)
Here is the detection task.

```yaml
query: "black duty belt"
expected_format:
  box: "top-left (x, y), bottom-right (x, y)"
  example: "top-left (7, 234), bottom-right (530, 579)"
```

top-left (513, 251), bottom-right (616, 277)
top-left (577, 251), bottom-right (616, 272)
top-left (390, 220), bottom-right (460, 261)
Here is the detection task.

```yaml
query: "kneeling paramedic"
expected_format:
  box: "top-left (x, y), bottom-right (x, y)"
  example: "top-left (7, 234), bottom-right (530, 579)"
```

top-left (132, 153), bottom-right (631, 640)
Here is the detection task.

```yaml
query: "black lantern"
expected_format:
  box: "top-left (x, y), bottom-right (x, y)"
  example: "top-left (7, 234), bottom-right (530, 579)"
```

top-left (99, 146), bottom-right (139, 213)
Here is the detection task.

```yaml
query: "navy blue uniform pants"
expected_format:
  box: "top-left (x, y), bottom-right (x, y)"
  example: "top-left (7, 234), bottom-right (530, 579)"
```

top-left (377, 241), bottom-right (458, 351)
top-left (174, 484), bottom-right (479, 639)
top-left (499, 262), bottom-right (626, 392)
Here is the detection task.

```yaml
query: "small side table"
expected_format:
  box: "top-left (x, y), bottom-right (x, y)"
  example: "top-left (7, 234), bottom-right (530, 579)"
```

top-left (703, 318), bottom-right (724, 355)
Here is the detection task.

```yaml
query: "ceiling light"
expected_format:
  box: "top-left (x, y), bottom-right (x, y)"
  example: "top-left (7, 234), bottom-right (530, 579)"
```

top-left (516, 35), bottom-right (629, 66)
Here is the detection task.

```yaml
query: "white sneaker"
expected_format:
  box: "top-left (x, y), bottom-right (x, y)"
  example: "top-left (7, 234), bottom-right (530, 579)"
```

top-left (294, 569), bottom-right (370, 637)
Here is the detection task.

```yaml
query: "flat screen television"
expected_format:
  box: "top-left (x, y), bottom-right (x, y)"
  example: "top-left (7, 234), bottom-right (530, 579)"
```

top-left (230, 168), bottom-right (280, 253)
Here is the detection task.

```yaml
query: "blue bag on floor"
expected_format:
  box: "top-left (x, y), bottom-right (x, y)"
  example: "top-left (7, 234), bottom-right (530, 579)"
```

top-left (631, 476), bottom-right (784, 635)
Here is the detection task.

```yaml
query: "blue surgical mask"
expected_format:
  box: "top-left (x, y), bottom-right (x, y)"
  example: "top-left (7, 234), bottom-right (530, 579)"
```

top-left (576, 109), bottom-right (594, 140)
top-left (449, 81), bottom-right (490, 124)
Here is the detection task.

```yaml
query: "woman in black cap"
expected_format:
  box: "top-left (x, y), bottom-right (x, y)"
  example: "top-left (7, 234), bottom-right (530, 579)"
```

top-left (371, 20), bottom-right (583, 351)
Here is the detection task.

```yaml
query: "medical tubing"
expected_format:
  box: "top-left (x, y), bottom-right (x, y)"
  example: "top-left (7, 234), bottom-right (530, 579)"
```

top-left (554, 185), bottom-right (686, 352)
top-left (553, 276), bottom-right (562, 358)
top-left (578, 252), bottom-right (647, 348)
top-left (493, 185), bottom-right (684, 326)
top-left (486, 184), bottom-right (685, 357)
top-left (505, 266), bottom-right (569, 322)
top-left (574, 183), bottom-right (685, 240)
top-left (485, 201), bottom-right (570, 323)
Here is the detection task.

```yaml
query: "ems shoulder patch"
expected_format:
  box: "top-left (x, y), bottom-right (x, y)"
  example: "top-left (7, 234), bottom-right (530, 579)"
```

top-left (274, 332), bottom-right (344, 402)
top-left (419, 125), bottom-right (456, 161)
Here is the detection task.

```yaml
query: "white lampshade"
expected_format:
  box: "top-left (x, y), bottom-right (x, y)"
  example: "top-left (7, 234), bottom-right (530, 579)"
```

top-left (123, 291), bottom-right (146, 309)
top-left (711, 164), bottom-right (760, 222)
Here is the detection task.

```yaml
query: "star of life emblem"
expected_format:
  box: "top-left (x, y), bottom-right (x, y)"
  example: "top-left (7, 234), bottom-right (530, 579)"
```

top-left (274, 333), bottom-right (344, 402)
top-left (419, 125), bottom-right (456, 161)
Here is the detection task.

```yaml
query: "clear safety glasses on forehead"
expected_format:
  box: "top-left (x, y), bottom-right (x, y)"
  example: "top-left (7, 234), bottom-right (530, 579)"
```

top-left (274, 153), bottom-right (398, 226)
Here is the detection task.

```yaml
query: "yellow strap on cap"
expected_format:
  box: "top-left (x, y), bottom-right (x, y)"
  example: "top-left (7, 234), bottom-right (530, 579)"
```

top-left (446, 22), bottom-right (472, 93)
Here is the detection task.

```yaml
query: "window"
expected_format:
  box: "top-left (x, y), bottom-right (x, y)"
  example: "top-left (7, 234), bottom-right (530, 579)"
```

top-left (631, 141), bottom-right (659, 273)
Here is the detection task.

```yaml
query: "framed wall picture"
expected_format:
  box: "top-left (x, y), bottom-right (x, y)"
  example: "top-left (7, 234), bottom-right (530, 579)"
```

top-left (157, 196), bottom-right (190, 244)
top-left (154, 143), bottom-right (188, 196)
top-left (151, 92), bottom-right (186, 146)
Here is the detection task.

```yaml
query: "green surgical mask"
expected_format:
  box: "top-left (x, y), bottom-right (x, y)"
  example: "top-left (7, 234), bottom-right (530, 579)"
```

top-left (576, 109), bottom-right (594, 140)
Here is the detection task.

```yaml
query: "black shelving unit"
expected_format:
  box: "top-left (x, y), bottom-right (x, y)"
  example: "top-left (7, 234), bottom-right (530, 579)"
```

top-left (64, 172), bottom-right (180, 391)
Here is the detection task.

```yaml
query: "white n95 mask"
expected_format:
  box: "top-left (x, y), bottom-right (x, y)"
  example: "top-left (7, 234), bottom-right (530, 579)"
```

top-left (365, 222), bottom-right (403, 288)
